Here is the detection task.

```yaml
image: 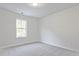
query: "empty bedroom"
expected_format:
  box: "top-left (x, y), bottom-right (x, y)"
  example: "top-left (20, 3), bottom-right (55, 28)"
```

top-left (0, 3), bottom-right (79, 56)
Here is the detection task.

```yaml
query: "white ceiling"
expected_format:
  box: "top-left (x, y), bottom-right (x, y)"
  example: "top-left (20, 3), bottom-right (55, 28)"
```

top-left (0, 3), bottom-right (79, 18)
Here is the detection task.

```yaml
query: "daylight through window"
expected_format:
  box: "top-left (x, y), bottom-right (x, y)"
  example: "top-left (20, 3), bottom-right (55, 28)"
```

top-left (16, 19), bottom-right (27, 38)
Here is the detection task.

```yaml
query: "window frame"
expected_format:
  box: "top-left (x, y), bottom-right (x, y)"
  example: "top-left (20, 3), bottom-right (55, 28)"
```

top-left (16, 19), bottom-right (27, 38)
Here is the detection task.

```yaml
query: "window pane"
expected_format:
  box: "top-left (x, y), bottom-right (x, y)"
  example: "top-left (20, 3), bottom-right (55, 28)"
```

top-left (16, 19), bottom-right (22, 28)
top-left (16, 19), bottom-right (27, 38)
top-left (22, 20), bottom-right (26, 28)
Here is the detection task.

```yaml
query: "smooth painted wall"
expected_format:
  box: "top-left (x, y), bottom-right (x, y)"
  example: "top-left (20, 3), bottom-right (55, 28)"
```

top-left (0, 8), bottom-right (40, 48)
top-left (40, 6), bottom-right (79, 52)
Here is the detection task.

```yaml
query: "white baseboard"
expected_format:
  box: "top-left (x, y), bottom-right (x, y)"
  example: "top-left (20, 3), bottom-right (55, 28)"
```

top-left (41, 41), bottom-right (79, 53)
top-left (0, 41), bottom-right (40, 49)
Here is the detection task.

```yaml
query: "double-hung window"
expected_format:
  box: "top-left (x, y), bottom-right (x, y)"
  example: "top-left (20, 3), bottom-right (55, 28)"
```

top-left (16, 19), bottom-right (27, 38)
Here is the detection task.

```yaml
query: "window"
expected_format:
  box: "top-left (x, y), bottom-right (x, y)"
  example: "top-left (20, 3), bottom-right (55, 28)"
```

top-left (16, 19), bottom-right (27, 38)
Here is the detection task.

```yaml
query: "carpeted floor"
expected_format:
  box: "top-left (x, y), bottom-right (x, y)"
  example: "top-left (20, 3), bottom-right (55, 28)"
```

top-left (0, 42), bottom-right (79, 56)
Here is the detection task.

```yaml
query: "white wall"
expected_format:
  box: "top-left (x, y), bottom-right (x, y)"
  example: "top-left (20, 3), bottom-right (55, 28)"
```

top-left (40, 6), bottom-right (79, 52)
top-left (0, 8), bottom-right (40, 48)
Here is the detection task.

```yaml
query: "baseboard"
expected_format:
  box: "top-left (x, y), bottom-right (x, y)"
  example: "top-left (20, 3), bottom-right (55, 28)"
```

top-left (0, 41), bottom-right (40, 49)
top-left (41, 41), bottom-right (79, 53)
